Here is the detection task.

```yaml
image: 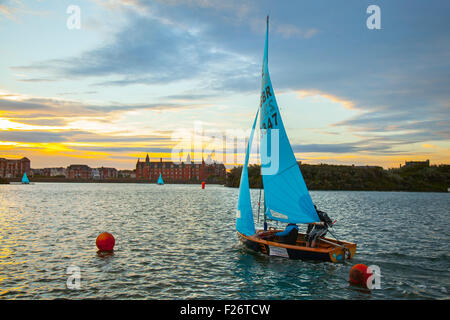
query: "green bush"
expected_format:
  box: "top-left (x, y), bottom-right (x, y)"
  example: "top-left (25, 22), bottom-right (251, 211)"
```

top-left (226, 163), bottom-right (449, 192)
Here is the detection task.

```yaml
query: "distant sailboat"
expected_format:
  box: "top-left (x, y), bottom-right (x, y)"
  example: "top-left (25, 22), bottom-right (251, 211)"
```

top-left (21, 172), bottom-right (30, 184)
top-left (157, 173), bottom-right (164, 185)
top-left (236, 16), bottom-right (356, 262)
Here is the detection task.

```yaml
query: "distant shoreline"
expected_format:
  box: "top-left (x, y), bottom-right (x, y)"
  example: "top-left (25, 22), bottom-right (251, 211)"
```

top-left (2, 179), bottom-right (448, 192)
top-left (2, 177), bottom-right (222, 184)
top-left (2, 162), bottom-right (449, 193)
top-left (2, 179), bottom-right (448, 193)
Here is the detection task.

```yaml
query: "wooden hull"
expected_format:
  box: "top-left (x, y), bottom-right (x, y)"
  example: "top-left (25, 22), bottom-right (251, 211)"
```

top-left (237, 230), bottom-right (357, 263)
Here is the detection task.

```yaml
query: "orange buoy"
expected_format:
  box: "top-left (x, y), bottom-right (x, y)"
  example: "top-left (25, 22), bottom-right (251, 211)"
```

top-left (96, 232), bottom-right (115, 251)
top-left (349, 264), bottom-right (371, 288)
top-left (202, 181), bottom-right (205, 189)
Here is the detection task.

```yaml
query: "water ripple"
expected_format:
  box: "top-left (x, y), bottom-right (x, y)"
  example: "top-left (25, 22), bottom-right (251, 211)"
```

top-left (0, 184), bottom-right (449, 299)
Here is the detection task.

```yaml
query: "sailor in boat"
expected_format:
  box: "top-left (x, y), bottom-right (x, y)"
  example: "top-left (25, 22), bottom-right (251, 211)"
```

top-left (260, 223), bottom-right (299, 245)
top-left (305, 205), bottom-right (334, 248)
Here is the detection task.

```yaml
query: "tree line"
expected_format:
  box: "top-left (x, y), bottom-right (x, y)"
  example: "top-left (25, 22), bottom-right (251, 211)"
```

top-left (226, 163), bottom-right (450, 192)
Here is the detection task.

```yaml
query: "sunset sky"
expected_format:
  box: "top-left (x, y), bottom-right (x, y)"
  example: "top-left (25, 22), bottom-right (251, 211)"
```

top-left (0, 0), bottom-right (449, 169)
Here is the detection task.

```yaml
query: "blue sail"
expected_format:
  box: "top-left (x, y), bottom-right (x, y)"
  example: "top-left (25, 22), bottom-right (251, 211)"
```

top-left (236, 109), bottom-right (259, 236)
top-left (259, 17), bottom-right (319, 224)
top-left (21, 172), bottom-right (29, 184)
top-left (157, 173), bottom-right (164, 185)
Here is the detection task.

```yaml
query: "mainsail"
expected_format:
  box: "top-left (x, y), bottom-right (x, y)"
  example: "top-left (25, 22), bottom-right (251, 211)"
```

top-left (236, 109), bottom-right (259, 236)
top-left (21, 172), bottom-right (29, 184)
top-left (157, 173), bottom-right (164, 185)
top-left (259, 16), bottom-right (319, 224)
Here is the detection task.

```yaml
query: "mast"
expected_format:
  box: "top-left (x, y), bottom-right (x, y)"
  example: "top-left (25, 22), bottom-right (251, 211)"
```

top-left (263, 15), bottom-right (269, 231)
top-left (266, 15), bottom-right (269, 60)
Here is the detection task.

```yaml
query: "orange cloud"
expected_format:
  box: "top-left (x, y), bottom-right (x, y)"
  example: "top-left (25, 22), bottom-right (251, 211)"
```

top-left (296, 89), bottom-right (355, 110)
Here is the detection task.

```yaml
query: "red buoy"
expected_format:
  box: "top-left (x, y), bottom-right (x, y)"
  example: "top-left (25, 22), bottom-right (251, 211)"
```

top-left (349, 264), bottom-right (371, 288)
top-left (96, 232), bottom-right (115, 251)
top-left (202, 181), bottom-right (205, 189)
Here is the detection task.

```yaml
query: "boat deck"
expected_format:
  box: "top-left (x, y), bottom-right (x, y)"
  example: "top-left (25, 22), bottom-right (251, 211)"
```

top-left (252, 229), bottom-right (348, 251)
top-left (238, 229), bottom-right (357, 262)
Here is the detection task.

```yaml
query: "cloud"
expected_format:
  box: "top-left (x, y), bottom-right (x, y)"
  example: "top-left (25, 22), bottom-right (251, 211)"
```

top-left (0, 94), bottom-right (207, 119)
top-left (85, 102), bottom-right (210, 113)
top-left (57, 91), bottom-right (98, 96)
top-left (12, 118), bottom-right (68, 126)
top-left (163, 93), bottom-right (216, 101)
top-left (0, 130), bottom-right (85, 143)
top-left (17, 78), bottom-right (57, 83)
top-left (3, 0), bottom-right (449, 167)
top-left (0, 0), bottom-right (21, 19)
top-left (0, 0), bottom-right (49, 20)
top-left (274, 24), bottom-right (319, 39)
top-left (0, 96), bottom-right (54, 111)
top-left (291, 141), bottom-right (410, 155)
top-left (333, 112), bottom-right (450, 143)
top-left (293, 143), bottom-right (359, 154)
top-left (73, 146), bottom-right (173, 153)
top-left (13, 0), bottom-right (316, 91)
top-left (296, 90), bottom-right (355, 110)
top-left (68, 134), bottom-right (171, 143)
top-left (14, 12), bottom-right (233, 87)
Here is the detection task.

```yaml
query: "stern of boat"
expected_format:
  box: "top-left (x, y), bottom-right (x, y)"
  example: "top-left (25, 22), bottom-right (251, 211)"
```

top-left (328, 242), bottom-right (357, 262)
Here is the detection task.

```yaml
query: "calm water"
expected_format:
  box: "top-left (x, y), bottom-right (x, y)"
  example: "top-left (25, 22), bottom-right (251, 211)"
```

top-left (0, 183), bottom-right (449, 300)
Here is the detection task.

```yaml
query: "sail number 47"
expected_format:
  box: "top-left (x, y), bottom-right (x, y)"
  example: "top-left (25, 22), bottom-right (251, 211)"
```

top-left (261, 86), bottom-right (278, 129)
top-left (262, 111), bottom-right (278, 129)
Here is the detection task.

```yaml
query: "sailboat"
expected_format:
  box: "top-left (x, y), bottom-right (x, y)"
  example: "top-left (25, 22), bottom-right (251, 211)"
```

top-left (157, 173), bottom-right (164, 185)
top-left (236, 16), bottom-right (356, 262)
top-left (21, 172), bottom-right (30, 184)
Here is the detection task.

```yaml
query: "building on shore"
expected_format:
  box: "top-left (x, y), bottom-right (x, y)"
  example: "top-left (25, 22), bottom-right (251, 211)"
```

top-left (91, 168), bottom-right (100, 179)
top-left (48, 167), bottom-right (66, 177)
top-left (0, 157), bottom-right (30, 178)
top-left (31, 167), bottom-right (67, 177)
top-left (403, 160), bottom-right (430, 168)
top-left (31, 168), bottom-right (43, 177)
top-left (98, 167), bottom-right (118, 179)
top-left (66, 164), bottom-right (92, 179)
top-left (136, 154), bottom-right (226, 182)
top-left (45, 167), bottom-right (67, 177)
top-left (118, 169), bottom-right (136, 178)
top-left (66, 165), bottom-right (118, 179)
